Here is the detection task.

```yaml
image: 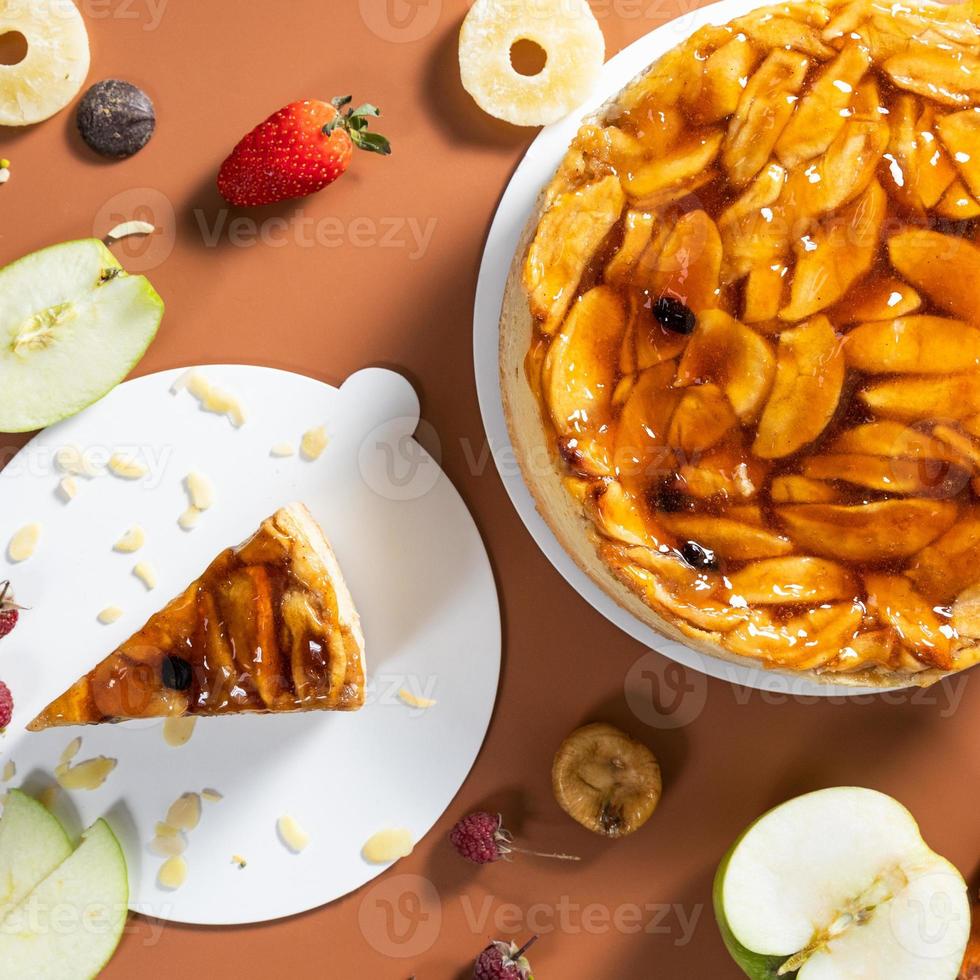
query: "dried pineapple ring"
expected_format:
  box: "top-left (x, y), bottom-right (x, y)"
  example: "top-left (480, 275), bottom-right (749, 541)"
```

top-left (459, 0), bottom-right (604, 127)
top-left (0, 0), bottom-right (90, 127)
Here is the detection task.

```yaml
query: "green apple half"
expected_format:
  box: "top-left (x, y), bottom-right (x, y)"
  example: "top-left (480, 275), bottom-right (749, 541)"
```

top-left (0, 238), bottom-right (164, 433)
top-left (0, 789), bottom-right (72, 924)
top-left (0, 817), bottom-right (129, 979)
top-left (714, 787), bottom-right (970, 979)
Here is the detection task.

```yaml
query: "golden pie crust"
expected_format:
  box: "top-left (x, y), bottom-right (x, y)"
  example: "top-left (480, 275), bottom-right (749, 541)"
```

top-left (501, 0), bottom-right (980, 686)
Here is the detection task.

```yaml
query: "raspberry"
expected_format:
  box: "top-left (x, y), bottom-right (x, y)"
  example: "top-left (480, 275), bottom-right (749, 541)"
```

top-left (0, 581), bottom-right (21, 641)
top-left (0, 681), bottom-right (13, 731)
top-left (474, 938), bottom-right (537, 980)
top-left (449, 811), bottom-right (580, 865)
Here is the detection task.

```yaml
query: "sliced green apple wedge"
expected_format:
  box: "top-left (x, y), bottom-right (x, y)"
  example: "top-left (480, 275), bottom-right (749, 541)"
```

top-left (0, 790), bottom-right (72, 924)
top-left (714, 787), bottom-right (970, 979)
top-left (0, 239), bottom-right (164, 433)
top-left (0, 819), bottom-right (129, 979)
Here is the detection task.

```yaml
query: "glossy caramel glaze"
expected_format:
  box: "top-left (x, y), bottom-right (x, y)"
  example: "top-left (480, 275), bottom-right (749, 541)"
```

top-left (523, 0), bottom-right (980, 676)
top-left (29, 505), bottom-right (364, 729)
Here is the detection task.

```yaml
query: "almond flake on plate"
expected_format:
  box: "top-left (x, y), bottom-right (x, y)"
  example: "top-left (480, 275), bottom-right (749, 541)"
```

top-left (97, 606), bottom-right (124, 625)
top-left (361, 828), bottom-right (415, 864)
top-left (106, 220), bottom-right (155, 240)
top-left (162, 716), bottom-right (196, 747)
top-left (185, 472), bottom-right (214, 510)
top-left (277, 814), bottom-right (310, 853)
top-left (166, 792), bottom-right (202, 832)
top-left (55, 756), bottom-right (117, 791)
top-left (270, 443), bottom-right (296, 458)
top-left (231, 854), bottom-right (247, 869)
top-left (2, 760), bottom-right (15, 782)
top-left (178, 507), bottom-right (202, 531)
top-left (107, 454), bottom-right (147, 480)
top-left (133, 561), bottom-right (158, 590)
top-left (201, 788), bottom-right (223, 803)
top-left (58, 476), bottom-right (78, 502)
top-left (59, 737), bottom-right (82, 766)
top-left (114, 526), bottom-right (145, 553)
top-left (150, 830), bottom-right (188, 858)
top-left (173, 370), bottom-right (246, 427)
top-left (8, 524), bottom-right (41, 563)
top-left (55, 445), bottom-right (100, 478)
top-left (158, 855), bottom-right (188, 890)
top-left (398, 689), bottom-right (438, 709)
top-left (300, 426), bottom-right (328, 461)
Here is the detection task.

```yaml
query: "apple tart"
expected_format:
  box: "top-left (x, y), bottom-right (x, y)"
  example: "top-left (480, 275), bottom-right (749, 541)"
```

top-left (501, 0), bottom-right (980, 685)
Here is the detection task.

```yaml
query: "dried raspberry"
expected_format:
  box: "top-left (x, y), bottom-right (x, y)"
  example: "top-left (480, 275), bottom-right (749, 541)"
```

top-left (474, 938), bottom-right (537, 980)
top-left (449, 811), bottom-right (579, 865)
top-left (0, 582), bottom-right (20, 641)
top-left (0, 681), bottom-right (13, 731)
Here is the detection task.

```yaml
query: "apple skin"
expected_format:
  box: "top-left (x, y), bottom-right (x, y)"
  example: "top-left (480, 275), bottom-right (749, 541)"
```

top-left (713, 830), bottom-right (795, 979)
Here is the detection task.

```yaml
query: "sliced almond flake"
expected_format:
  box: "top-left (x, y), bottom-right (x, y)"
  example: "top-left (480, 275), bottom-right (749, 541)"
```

top-left (55, 446), bottom-right (100, 478)
top-left (185, 472), bottom-right (214, 510)
top-left (56, 756), bottom-right (117, 791)
top-left (300, 426), bottom-right (328, 461)
top-left (174, 370), bottom-right (246, 427)
top-left (58, 476), bottom-right (78, 502)
top-left (2, 760), bottom-right (15, 782)
top-left (59, 737), bottom-right (82, 767)
top-left (97, 606), bottom-right (124, 625)
top-left (149, 831), bottom-right (187, 858)
top-left (201, 788), bottom-right (223, 803)
top-left (277, 814), bottom-right (310, 853)
top-left (106, 220), bottom-right (155, 240)
top-left (166, 792), bottom-right (202, 832)
top-left (114, 526), bottom-right (145, 553)
top-left (133, 562), bottom-right (158, 591)
top-left (36, 786), bottom-right (58, 809)
top-left (158, 855), bottom-right (188, 890)
top-left (162, 716), bottom-right (196, 748)
top-left (107, 454), bottom-right (148, 480)
top-left (398, 689), bottom-right (437, 710)
top-left (361, 828), bottom-right (415, 864)
top-left (8, 524), bottom-right (41, 563)
top-left (0, 168), bottom-right (9, 185)
top-left (232, 854), bottom-right (247, 868)
top-left (178, 506), bottom-right (202, 531)
top-left (270, 443), bottom-right (296, 458)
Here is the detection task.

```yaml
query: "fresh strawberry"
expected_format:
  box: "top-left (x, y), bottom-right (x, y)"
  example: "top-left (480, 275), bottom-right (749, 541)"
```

top-left (217, 96), bottom-right (390, 207)
top-left (0, 582), bottom-right (21, 641)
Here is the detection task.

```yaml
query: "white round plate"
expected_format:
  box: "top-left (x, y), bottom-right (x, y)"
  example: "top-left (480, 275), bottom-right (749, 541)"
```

top-left (473, 0), bottom-right (893, 697)
top-left (0, 365), bottom-right (500, 924)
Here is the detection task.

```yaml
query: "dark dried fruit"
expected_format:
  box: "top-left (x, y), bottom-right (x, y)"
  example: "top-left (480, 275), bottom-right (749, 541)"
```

top-left (161, 655), bottom-right (193, 692)
top-left (653, 295), bottom-right (697, 334)
top-left (680, 540), bottom-right (717, 570)
top-left (76, 80), bottom-right (156, 159)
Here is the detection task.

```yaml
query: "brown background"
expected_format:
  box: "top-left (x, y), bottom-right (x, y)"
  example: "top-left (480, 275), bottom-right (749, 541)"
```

top-left (1, 0), bottom-right (978, 977)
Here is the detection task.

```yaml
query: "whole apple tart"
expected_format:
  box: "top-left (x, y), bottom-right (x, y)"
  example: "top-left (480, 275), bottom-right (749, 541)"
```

top-left (501, 0), bottom-right (980, 685)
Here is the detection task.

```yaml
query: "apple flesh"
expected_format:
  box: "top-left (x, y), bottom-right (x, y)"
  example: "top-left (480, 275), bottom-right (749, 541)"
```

top-left (0, 818), bottom-right (129, 979)
top-left (0, 790), bottom-right (72, 924)
top-left (714, 787), bottom-right (970, 979)
top-left (0, 238), bottom-right (164, 433)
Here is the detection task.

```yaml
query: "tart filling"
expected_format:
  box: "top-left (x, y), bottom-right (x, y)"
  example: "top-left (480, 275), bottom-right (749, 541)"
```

top-left (519, 0), bottom-right (980, 679)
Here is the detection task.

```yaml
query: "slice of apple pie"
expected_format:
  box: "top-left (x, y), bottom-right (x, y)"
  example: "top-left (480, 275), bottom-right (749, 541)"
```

top-left (28, 504), bottom-right (365, 730)
top-left (502, 0), bottom-right (980, 685)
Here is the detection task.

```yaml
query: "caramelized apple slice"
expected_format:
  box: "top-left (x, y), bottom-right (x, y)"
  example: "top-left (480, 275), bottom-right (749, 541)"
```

top-left (951, 584), bottom-right (980, 640)
top-left (675, 309), bottom-right (777, 421)
top-left (753, 316), bottom-right (845, 459)
top-left (906, 507), bottom-right (980, 601)
top-left (911, 104), bottom-right (958, 209)
top-left (776, 499), bottom-right (958, 562)
top-left (525, 176), bottom-right (626, 334)
top-left (659, 514), bottom-right (793, 561)
top-left (651, 210), bottom-right (722, 314)
top-left (831, 421), bottom-right (966, 464)
top-left (614, 362), bottom-right (680, 487)
top-left (689, 35), bottom-right (760, 124)
top-left (775, 43), bottom-right (871, 168)
top-left (936, 109), bottom-right (980, 200)
top-left (588, 482), bottom-right (668, 549)
top-left (730, 10), bottom-right (832, 59)
top-left (802, 453), bottom-right (968, 496)
top-left (679, 448), bottom-right (766, 501)
top-left (823, 0), bottom-right (871, 42)
top-left (770, 475), bottom-right (839, 503)
top-left (543, 286), bottom-right (628, 439)
top-left (724, 602), bottom-right (864, 667)
top-left (833, 276), bottom-right (921, 323)
top-left (744, 263), bottom-right (788, 323)
top-left (723, 50), bottom-right (811, 187)
top-left (936, 179), bottom-right (980, 220)
top-left (780, 180), bottom-right (885, 320)
top-left (837, 628), bottom-right (897, 673)
top-left (932, 424), bottom-right (980, 468)
top-left (884, 48), bottom-right (980, 108)
top-left (604, 210), bottom-right (657, 288)
top-left (860, 374), bottom-right (980, 422)
top-left (667, 383), bottom-right (737, 455)
top-left (729, 556), bottom-right (857, 604)
top-left (632, 295), bottom-right (689, 369)
top-left (864, 573), bottom-right (952, 669)
top-left (718, 163), bottom-right (789, 284)
top-left (623, 131), bottom-right (724, 206)
top-left (845, 316), bottom-right (980, 373)
top-left (882, 97), bottom-right (957, 211)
